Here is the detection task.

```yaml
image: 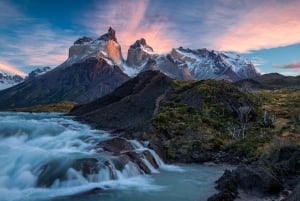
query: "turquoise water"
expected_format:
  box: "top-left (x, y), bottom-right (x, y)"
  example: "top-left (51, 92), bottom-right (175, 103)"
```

top-left (0, 112), bottom-right (228, 201)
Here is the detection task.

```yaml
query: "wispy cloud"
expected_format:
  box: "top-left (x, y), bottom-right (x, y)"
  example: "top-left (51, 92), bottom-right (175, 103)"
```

top-left (0, 25), bottom-right (75, 66)
top-left (0, 1), bottom-right (23, 25)
top-left (0, 1), bottom-right (78, 73)
top-left (82, 0), bottom-right (179, 56)
top-left (273, 61), bottom-right (300, 71)
top-left (82, 0), bottom-right (300, 55)
top-left (213, 1), bottom-right (300, 52)
top-left (0, 61), bottom-right (26, 76)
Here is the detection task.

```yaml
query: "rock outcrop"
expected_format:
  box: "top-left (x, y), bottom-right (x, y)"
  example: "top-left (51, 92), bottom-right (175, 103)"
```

top-left (65, 27), bottom-right (124, 68)
top-left (126, 38), bottom-right (156, 67)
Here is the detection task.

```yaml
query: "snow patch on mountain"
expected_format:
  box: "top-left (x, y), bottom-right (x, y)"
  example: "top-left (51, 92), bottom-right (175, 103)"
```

top-left (27, 67), bottom-right (52, 79)
top-left (0, 71), bottom-right (24, 90)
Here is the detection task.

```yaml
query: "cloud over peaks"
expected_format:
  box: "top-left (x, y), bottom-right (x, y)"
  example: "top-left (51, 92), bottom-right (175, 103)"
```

top-left (83, 0), bottom-right (179, 55)
top-left (214, 1), bottom-right (300, 52)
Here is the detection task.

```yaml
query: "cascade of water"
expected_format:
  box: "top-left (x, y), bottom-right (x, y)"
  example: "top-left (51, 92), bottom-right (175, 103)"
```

top-left (0, 112), bottom-right (184, 201)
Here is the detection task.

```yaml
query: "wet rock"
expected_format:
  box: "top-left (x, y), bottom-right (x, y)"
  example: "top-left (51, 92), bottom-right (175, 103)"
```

top-left (72, 158), bottom-right (101, 177)
top-left (235, 164), bottom-right (283, 195)
top-left (125, 151), bottom-right (151, 174)
top-left (270, 148), bottom-right (300, 175)
top-left (143, 150), bottom-right (159, 169)
top-left (207, 189), bottom-right (236, 201)
top-left (110, 154), bottom-right (131, 171)
top-left (96, 137), bottom-right (134, 154)
top-left (286, 182), bottom-right (300, 201)
top-left (36, 158), bottom-right (72, 187)
top-left (207, 169), bottom-right (238, 201)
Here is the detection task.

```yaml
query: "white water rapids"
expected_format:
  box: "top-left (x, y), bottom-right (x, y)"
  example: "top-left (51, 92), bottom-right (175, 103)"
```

top-left (0, 112), bottom-right (228, 201)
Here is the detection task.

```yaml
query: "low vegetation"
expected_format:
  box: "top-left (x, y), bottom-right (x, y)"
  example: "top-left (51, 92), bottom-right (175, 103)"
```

top-left (151, 80), bottom-right (300, 161)
top-left (12, 101), bottom-right (77, 113)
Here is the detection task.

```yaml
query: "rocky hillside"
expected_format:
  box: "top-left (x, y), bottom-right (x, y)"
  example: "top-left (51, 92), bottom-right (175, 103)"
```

top-left (70, 70), bottom-right (258, 159)
top-left (0, 28), bottom-right (129, 110)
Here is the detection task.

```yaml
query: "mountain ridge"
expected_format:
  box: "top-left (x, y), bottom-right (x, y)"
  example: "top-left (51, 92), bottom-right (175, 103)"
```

top-left (0, 27), bottom-right (276, 110)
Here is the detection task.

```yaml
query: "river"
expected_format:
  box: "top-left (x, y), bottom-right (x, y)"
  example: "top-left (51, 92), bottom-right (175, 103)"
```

top-left (0, 112), bottom-right (229, 201)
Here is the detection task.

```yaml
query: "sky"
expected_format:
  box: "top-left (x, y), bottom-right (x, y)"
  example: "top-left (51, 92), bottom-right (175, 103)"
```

top-left (0, 0), bottom-right (300, 76)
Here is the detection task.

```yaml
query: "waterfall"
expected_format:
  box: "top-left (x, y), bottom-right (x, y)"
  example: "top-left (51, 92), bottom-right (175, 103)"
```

top-left (0, 112), bottom-right (184, 201)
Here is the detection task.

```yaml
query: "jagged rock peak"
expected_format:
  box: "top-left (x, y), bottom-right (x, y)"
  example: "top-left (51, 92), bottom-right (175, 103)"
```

top-left (98, 27), bottom-right (117, 42)
top-left (74, 37), bottom-right (93, 45)
top-left (130, 38), bottom-right (150, 49)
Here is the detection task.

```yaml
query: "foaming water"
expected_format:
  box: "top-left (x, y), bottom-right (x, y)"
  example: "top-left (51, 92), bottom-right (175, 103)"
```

top-left (0, 112), bottom-right (228, 201)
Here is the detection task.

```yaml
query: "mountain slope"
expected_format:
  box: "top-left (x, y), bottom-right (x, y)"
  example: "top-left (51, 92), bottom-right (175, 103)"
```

top-left (27, 67), bottom-right (52, 79)
top-left (0, 58), bottom-right (128, 110)
top-left (70, 70), bottom-right (256, 135)
top-left (71, 70), bottom-right (173, 133)
top-left (0, 27), bottom-right (129, 110)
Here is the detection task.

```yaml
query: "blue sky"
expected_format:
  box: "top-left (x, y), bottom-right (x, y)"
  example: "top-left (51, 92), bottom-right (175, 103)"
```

top-left (0, 0), bottom-right (300, 76)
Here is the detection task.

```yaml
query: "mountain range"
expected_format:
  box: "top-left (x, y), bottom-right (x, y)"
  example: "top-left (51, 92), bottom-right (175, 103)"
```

top-left (0, 27), bottom-right (293, 110)
top-left (0, 67), bottom-right (52, 90)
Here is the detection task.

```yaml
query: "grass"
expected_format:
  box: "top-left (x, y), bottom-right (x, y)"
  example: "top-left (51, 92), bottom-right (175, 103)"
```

top-left (13, 101), bottom-right (77, 113)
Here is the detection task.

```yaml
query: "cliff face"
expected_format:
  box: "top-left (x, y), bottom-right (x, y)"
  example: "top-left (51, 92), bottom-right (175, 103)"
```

top-left (126, 38), bottom-right (156, 67)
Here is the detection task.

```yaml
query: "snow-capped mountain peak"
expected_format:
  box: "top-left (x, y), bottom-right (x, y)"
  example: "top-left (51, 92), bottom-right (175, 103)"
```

top-left (60, 27), bottom-right (124, 69)
top-left (163, 47), bottom-right (260, 81)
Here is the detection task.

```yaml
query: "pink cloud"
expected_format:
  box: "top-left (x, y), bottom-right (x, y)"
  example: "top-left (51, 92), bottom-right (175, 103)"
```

top-left (0, 62), bottom-right (27, 76)
top-left (83, 0), bottom-right (179, 56)
top-left (214, 1), bottom-right (300, 52)
top-left (273, 61), bottom-right (300, 71)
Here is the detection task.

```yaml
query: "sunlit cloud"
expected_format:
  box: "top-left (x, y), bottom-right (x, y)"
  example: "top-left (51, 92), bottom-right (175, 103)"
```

top-left (0, 62), bottom-right (27, 76)
top-left (273, 61), bottom-right (300, 71)
top-left (82, 0), bottom-right (179, 56)
top-left (214, 1), bottom-right (300, 52)
top-left (0, 26), bottom-right (76, 71)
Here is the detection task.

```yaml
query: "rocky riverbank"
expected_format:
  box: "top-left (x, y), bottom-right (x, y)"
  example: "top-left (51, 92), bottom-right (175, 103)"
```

top-left (70, 71), bottom-right (300, 201)
top-left (208, 146), bottom-right (300, 201)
